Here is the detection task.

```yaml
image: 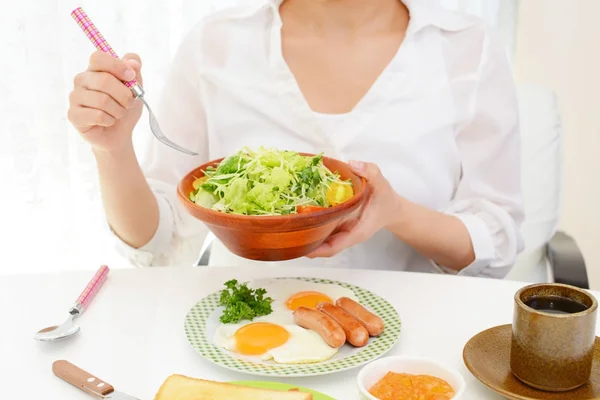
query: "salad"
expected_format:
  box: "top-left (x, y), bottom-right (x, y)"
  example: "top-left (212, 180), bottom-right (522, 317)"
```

top-left (189, 147), bottom-right (354, 215)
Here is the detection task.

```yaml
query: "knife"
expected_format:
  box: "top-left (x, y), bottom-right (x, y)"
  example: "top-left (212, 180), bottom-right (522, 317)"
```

top-left (52, 360), bottom-right (142, 400)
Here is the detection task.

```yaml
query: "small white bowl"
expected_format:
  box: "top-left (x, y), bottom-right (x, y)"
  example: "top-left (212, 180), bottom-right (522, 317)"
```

top-left (357, 355), bottom-right (466, 400)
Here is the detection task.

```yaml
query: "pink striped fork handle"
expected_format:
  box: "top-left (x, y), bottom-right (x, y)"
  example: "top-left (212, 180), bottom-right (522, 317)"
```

top-left (71, 265), bottom-right (109, 314)
top-left (71, 7), bottom-right (138, 89)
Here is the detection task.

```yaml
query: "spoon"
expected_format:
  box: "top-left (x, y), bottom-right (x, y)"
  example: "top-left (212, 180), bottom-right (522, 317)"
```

top-left (34, 265), bottom-right (109, 341)
top-left (70, 7), bottom-right (198, 156)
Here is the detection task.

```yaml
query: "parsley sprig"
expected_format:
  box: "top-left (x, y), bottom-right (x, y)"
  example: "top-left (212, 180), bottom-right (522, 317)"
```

top-left (219, 279), bottom-right (273, 323)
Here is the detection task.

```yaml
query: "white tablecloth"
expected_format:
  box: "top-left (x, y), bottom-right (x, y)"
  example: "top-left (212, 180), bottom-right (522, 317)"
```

top-left (2, 266), bottom-right (597, 399)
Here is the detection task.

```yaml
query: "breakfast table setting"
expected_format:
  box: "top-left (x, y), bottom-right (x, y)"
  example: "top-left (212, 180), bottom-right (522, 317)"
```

top-left (2, 264), bottom-right (599, 400)
top-left (2, 6), bottom-right (599, 400)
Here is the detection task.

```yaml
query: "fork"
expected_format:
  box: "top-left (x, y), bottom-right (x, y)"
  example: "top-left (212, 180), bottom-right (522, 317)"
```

top-left (71, 7), bottom-right (198, 156)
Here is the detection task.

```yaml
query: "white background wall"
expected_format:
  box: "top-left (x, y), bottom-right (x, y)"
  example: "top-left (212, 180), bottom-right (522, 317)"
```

top-left (515, 0), bottom-right (600, 288)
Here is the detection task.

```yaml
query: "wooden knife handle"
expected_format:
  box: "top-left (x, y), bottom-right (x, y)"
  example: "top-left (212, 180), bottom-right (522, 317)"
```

top-left (52, 360), bottom-right (115, 398)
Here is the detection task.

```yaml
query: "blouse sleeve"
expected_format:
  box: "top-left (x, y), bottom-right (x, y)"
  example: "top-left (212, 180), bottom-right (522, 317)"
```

top-left (112, 26), bottom-right (211, 267)
top-left (445, 30), bottom-right (525, 278)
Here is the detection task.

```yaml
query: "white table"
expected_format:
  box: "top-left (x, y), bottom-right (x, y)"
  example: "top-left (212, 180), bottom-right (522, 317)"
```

top-left (2, 266), bottom-right (597, 399)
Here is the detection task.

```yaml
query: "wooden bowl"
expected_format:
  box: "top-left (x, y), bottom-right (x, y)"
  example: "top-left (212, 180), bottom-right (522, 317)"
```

top-left (177, 154), bottom-right (368, 261)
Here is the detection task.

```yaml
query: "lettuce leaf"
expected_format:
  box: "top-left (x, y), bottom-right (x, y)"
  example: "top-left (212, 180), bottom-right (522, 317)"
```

top-left (190, 147), bottom-right (351, 215)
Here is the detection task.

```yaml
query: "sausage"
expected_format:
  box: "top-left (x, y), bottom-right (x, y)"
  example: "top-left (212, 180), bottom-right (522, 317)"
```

top-left (336, 297), bottom-right (385, 336)
top-left (317, 302), bottom-right (369, 347)
top-left (293, 306), bottom-right (346, 348)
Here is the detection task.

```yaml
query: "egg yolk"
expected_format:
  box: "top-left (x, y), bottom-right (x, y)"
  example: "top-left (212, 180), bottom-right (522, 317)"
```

top-left (285, 291), bottom-right (333, 310)
top-left (234, 323), bottom-right (290, 355)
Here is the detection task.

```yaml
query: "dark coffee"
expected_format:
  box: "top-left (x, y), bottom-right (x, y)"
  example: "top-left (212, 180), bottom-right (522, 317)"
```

top-left (525, 295), bottom-right (588, 315)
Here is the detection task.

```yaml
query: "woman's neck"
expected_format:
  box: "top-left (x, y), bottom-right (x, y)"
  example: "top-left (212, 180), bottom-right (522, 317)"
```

top-left (280, 0), bottom-right (409, 37)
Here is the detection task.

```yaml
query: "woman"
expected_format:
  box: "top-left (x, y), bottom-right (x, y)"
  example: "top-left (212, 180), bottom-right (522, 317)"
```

top-left (67, 0), bottom-right (524, 278)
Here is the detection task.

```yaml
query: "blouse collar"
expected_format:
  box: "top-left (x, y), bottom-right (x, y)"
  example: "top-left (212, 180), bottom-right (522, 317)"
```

top-left (267, 0), bottom-right (477, 34)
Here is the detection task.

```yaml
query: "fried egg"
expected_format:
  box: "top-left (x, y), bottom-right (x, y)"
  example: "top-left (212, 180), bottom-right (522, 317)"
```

top-left (213, 322), bottom-right (338, 364)
top-left (259, 278), bottom-right (358, 312)
top-left (212, 278), bottom-right (359, 364)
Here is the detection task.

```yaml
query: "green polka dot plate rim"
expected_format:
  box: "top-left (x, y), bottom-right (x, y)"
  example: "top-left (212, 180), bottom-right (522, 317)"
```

top-left (183, 277), bottom-right (402, 377)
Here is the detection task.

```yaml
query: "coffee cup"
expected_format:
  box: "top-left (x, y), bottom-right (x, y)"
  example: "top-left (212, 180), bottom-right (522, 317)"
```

top-left (510, 283), bottom-right (597, 392)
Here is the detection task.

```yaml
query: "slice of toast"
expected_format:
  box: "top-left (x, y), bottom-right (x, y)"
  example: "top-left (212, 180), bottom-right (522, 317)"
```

top-left (154, 374), bottom-right (313, 400)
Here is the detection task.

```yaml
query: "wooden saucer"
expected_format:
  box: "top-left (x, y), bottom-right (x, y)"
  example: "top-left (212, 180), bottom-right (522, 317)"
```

top-left (463, 324), bottom-right (600, 400)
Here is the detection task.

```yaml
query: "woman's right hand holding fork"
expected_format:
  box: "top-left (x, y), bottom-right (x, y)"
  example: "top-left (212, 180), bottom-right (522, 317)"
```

top-left (68, 51), bottom-right (143, 154)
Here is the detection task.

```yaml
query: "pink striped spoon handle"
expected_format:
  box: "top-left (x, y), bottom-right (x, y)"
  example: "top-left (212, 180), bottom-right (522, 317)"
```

top-left (74, 265), bottom-right (110, 312)
top-left (70, 7), bottom-right (137, 88)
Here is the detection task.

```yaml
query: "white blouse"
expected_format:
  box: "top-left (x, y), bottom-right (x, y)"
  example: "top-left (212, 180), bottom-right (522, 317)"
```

top-left (115, 0), bottom-right (525, 278)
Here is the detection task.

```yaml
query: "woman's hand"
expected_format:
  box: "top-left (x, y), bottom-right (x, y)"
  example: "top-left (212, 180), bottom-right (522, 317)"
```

top-left (68, 51), bottom-right (144, 153)
top-left (307, 160), bottom-right (401, 258)
top-left (309, 161), bottom-right (477, 271)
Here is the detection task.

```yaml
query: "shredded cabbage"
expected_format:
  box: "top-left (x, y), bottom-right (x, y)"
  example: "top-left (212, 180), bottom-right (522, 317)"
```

top-left (188, 147), bottom-right (353, 215)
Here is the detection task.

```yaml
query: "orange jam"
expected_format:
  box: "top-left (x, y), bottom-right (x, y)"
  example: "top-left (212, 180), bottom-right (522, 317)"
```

top-left (368, 372), bottom-right (455, 400)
